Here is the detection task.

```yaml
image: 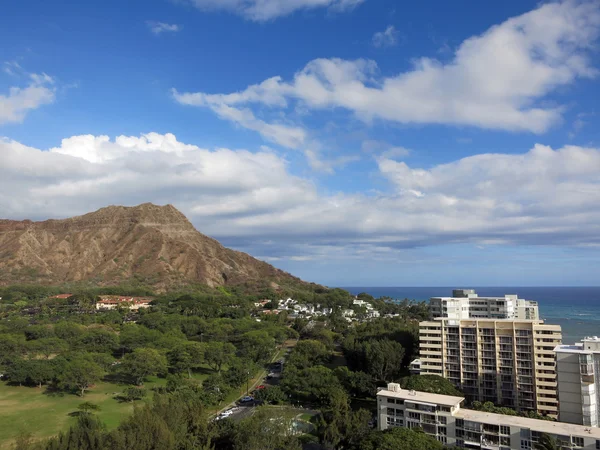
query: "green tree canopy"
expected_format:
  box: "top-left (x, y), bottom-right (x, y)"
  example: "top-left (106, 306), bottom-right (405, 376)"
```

top-left (58, 354), bottom-right (105, 396)
top-left (120, 348), bottom-right (167, 385)
top-left (400, 374), bottom-right (464, 396)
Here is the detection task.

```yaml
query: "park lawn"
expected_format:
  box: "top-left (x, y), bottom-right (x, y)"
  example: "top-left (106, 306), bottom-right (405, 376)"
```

top-left (0, 375), bottom-right (172, 450)
top-left (0, 365), bottom-right (215, 449)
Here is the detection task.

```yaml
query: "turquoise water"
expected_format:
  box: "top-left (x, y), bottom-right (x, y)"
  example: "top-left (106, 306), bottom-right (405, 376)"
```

top-left (342, 287), bottom-right (600, 344)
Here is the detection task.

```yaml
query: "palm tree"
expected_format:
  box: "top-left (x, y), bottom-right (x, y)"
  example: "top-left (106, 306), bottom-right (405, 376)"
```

top-left (535, 433), bottom-right (560, 450)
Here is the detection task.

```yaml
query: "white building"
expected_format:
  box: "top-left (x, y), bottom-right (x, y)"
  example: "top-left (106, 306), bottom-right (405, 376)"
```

top-left (430, 289), bottom-right (539, 320)
top-left (555, 337), bottom-right (600, 427)
top-left (353, 298), bottom-right (374, 310)
top-left (95, 296), bottom-right (152, 310)
top-left (377, 383), bottom-right (600, 449)
top-left (409, 358), bottom-right (421, 375)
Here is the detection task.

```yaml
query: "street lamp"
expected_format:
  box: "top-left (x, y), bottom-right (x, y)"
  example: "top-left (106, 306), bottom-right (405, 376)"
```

top-left (246, 370), bottom-right (250, 395)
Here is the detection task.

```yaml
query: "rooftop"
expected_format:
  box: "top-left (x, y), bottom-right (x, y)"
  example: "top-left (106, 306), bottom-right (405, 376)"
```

top-left (456, 409), bottom-right (600, 439)
top-left (377, 387), bottom-right (464, 407)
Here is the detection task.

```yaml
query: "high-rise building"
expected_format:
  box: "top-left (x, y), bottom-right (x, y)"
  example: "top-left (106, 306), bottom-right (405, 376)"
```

top-left (430, 289), bottom-right (539, 320)
top-left (376, 383), bottom-right (600, 449)
top-left (555, 337), bottom-right (600, 427)
top-left (419, 318), bottom-right (561, 417)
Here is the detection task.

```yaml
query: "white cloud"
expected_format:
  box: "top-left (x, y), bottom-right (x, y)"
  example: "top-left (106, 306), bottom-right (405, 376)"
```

top-left (362, 140), bottom-right (410, 159)
top-left (304, 148), bottom-right (360, 174)
top-left (174, 1), bottom-right (600, 134)
top-left (372, 25), bottom-right (398, 47)
top-left (0, 72), bottom-right (55, 124)
top-left (3, 61), bottom-right (23, 77)
top-left (146, 21), bottom-right (182, 35)
top-left (3, 135), bottom-right (600, 260)
top-left (183, 0), bottom-right (364, 21)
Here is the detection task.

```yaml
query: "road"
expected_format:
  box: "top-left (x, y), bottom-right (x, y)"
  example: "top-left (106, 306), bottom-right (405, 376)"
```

top-left (214, 338), bottom-right (297, 422)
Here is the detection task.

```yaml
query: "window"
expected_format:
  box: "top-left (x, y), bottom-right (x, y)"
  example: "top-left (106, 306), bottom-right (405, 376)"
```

top-left (438, 436), bottom-right (447, 444)
top-left (456, 419), bottom-right (464, 428)
top-left (500, 426), bottom-right (510, 435)
top-left (438, 426), bottom-right (447, 436)
top-left (573, 437), bottom-right (584, 447)
top-left (520, 440), bottom-right (531, 449)
top-left (439, 416), bottom-right (447, 424)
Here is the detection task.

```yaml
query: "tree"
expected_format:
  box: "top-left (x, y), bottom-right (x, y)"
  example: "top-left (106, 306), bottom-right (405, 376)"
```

top-left (76, 328), bottom-right (119, 354)
top-left (535, 434), bottom-right (560, 450)
top-left (59, 355), bottom-right (104, 396)
top-left (27, 360), bottom-right (57, 388)
top-left (234, 407), bottom-right (301, 450)
top-left (78, 402), bottom-right (101, 414)
top-left (286, 340), bottom-right (329, 369)
top-left (54, 321), bottom-right (84, 343)
top-left (122, 386), bottom-right (146, 402)
top-left (356, 427), bottom-right (443, 450)
top-left (253, 386), bottom-right (286, 405)
top-left (280, 365), bottom-right (343, 405)
top-left (238, 331), bottom-right (275, 364)
top-left (120, 348), bottom-right (167, 385)
top-left (5, 359), bottom-right (29, 386)
top-left (29, 337), bottom-right (68, 359)
top-left (46, 411), bottom-right (106, 449)
top-left (204, 341), bottom-right (235, 372)
top-left (334, 367), bottom-right (376, 398)
top-left (364, 339), bottom-right (404, 381)
top-left (401, 374), bottom-right (463, 396)
top-left (167, 341), bottom-right (204, 377)
top-left (0, 334), bottom-right (26, 367)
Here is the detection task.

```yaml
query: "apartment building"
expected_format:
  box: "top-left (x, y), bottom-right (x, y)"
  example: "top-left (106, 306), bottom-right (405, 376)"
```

top-left (377, 383), bottom-right (600, 449)
top-left (430, 289), bottom-right (539, 320)
top-left (419, 318), bottom-right (562, 417)
top-left (555, 337), bottom-right (600, 427)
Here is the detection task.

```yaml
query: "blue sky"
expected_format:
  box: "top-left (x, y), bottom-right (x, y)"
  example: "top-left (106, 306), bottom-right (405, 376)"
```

top-left (1, 0), bottom-right (600, 286)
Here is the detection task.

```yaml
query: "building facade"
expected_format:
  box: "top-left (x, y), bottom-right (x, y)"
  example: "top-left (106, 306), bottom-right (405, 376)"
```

top-left (555, 337), bottom-right (600, 427)
top-left (377, 383), bottom-right (600, 449)
top-left (430, 289), bottom-right (539, 320)
top-left (419, 318), bottom-right (561, 417)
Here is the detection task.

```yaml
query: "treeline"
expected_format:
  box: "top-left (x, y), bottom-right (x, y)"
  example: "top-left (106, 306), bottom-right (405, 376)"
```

top-left (471, 401), bottom-right (555, 421)
top-left (0, 289), bottom-right (296, 407)
top-left (261, 318), bottom-right (443, 449)
top-left (13, 390), bottom-right (303, 450)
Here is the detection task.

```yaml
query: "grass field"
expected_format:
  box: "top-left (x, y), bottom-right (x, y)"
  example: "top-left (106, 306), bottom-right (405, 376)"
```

top-left (0, 371), bottom-right (209, 449)
top-left (0, 354), bottom-right (281, 449)
top-left (0, 380), bottom-right (134, 449)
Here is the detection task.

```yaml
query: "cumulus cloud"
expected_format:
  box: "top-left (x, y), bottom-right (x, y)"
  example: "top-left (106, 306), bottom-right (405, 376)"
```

top-left (2, 134), bottom-right (600, 260)
top-left (372, 25), bottom-right (398, 47)
top-left (146, 21), bottom-right (182, 35)
top-left (174, 1), bottom-right (600, 134)
top-left (0, 72), bottom-right (55, 124)
top-left (182, 0), bottom-right (364, 21)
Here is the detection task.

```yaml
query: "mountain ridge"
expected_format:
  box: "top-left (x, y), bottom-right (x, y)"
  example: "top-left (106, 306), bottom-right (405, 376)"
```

top-left (0, 203), bottom-right (308, 291)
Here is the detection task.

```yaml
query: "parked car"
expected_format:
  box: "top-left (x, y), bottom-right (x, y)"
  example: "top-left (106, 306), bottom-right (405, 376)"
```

top-left (256, 385), bottom-right (266, 390)
top-left (240, 396), bottom-right (254, 403)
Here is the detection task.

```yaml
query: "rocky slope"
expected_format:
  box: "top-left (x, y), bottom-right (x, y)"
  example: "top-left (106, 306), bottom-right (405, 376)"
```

top-left (0, 203), bottom-right (306, 290)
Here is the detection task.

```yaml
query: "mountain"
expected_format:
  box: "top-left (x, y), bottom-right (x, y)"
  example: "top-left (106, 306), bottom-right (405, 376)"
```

top-left (0, 203), bottom-right (308, 290)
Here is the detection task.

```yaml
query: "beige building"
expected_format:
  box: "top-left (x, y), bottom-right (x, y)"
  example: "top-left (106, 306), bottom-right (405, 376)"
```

top-left (430, 289), bottom-right (539, 320)
top-left (419, 318), bottom-right (561, 417)
top-left (377, 383), bottom-right (600, 449)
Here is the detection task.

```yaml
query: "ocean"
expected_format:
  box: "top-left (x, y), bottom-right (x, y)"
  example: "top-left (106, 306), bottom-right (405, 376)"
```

top-left (342, 287), bottom-right (600, 345)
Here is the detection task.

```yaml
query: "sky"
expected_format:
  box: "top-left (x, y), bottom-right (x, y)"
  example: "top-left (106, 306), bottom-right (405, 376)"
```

top-left (1, 0), bottom-right (600, 287)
